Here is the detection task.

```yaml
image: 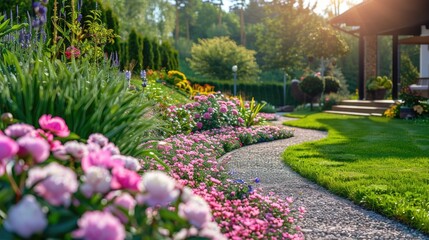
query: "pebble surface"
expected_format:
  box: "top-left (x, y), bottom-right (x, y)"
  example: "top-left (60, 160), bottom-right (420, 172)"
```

top-left (219, 116), bottom-right (429, 240)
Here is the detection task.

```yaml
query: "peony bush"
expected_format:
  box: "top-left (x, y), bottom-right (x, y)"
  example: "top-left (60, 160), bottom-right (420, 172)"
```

top-left (0, 114), bottom-right (224, 239)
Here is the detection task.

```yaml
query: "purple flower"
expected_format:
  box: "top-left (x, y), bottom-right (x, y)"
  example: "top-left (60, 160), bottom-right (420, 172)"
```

top-left (208, 107), bottom-right (214, 113)
top-left (4, 195), bottom-right (47, 238)
top-left (17, 136), bottom-right (50, 163)
top-left (254, 177), bottom-right (260, 183)
top-left (196, 122), bottom-right (203, 129)
top-left (26, 162), bottom-right (78, 206)
top-left (125, 70), bottom-right (131, 81)
top-left (73, 211), bottom-right (125, 240)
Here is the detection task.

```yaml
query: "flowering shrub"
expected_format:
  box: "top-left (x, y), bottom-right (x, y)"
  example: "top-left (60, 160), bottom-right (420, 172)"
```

top-left (0, 114), bottom-right (224, 239)
top-left (143, 126), bottom-right (304, 239)
top-left (161, 93), bottom-right (245, 134)
top-left (258, 113), bottom-right (278, 121)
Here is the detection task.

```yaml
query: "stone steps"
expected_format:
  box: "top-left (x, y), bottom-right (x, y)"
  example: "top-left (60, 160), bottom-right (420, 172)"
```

top-left (325, 100), bottom-right (394, 116)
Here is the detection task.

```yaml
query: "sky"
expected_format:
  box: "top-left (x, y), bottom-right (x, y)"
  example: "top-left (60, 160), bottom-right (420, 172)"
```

top-left (222, 0), bottom-right (363, 15)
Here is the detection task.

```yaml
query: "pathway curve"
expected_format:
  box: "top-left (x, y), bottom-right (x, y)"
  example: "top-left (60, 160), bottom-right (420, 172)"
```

top-left (220, 115), bottom-right (429, 240)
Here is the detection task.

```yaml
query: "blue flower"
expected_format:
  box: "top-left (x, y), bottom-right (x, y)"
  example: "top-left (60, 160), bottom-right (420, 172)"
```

top-left (254, 177), bottom-right (260, 183)
top-left (247, 185), bottom-right (254, 193)
top-left (233, 179), bottom-right (245, 184)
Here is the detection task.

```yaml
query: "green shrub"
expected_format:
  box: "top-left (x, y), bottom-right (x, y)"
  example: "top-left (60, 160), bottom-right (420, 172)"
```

top-left (299, 75), bottom-right (323, 110)
top-left (259, 101), bottom-right (277, 113)
top-left (324, 76), bottom-right (340, 94)
top-left (0, 50), bottom-right (159, 156)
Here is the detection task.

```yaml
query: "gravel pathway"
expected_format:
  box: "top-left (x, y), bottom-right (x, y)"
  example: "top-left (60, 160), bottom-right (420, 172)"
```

top-left (220, 116), bottom-right (429, 240)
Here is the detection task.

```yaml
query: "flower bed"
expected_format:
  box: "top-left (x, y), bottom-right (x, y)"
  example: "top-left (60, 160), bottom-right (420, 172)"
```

top-left (144, 126), bottom-right (305, 239)
top-left (0, 115), bottom-right (224, 239)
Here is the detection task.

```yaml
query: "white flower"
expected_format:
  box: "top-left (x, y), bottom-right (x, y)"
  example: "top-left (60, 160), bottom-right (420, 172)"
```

top-left (80, 166), bottom-right (111, 197)
top-left (4, 195), bottom-right (47, 238)
top-left (179, 195), bottom-right (212, 229)
top-left (111, 155), bottom-right (140, 171)
top-left (64, 141), bottom-right (88, 160)
top-left (140, 171), bottom-right (179, 207)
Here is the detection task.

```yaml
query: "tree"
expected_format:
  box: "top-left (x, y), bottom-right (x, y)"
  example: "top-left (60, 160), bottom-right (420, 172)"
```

top-left (142, 37), bottom-right (154, 69)
top-left (187, 36), bottom-right (260, 80)
top-left (128, 30), bottom-right (142, 72)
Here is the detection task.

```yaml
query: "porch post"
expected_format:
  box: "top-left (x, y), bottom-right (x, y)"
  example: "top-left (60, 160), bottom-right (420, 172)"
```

top-left (392, 34), bottom-right (399, 99)
top-left (358, 34), bottom-right (365, 100)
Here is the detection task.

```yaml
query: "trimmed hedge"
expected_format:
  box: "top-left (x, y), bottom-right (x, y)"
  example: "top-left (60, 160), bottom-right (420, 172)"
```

top-left (190, 79), bottom-right (299, 107)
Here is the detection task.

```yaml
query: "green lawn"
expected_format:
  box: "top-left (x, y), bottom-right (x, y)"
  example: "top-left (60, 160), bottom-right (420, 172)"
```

top-left (282, 113), bottom-right (429, 234)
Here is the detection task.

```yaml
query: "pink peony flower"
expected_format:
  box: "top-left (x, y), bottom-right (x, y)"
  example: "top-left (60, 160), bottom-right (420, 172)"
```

top-left (110, 155), bottom-right (141, 171)
top-left (64, 141), bottom-right (88, 161)
top-left (140, 171), bottom-right (179, 207)
top-left (81, 150), bottom-right (123, 172)
top-left (4, 195), bottom-right (47, 238)
top-left (17, 136), bottom-right (50, 163)
top-left (80, 166), bottom-right (112, 197)
top-left (26, 162), bottom-right (78, 206)
top-left (4, 123), bottom-right (35, 138)
top-left (0, 135), bottom-right (19, 161)
top-left (203, 112), bottom-right (211, 120)
top-left (107, 192), bottom-right (136, 223)
top-left (103, 143), bottom-right (120, 156)
top-left (196, 122), bottom-right (203, 129)
top-left (219, 105), bottom-right (228, 113)
top-left (38, 114), bottom-right (70, 137)
top-left (111, 167), bottom-right (141, 191)
top-left (73, 211), bottom-right (125, 240)
top-left (88, 133), bottom-right (109, 148)
top-left (179, 195), bottom-right (212, 229)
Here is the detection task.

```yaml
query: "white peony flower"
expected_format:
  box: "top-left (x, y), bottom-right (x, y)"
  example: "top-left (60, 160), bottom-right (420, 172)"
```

top-left (140, 171), bottom-right (179, 207)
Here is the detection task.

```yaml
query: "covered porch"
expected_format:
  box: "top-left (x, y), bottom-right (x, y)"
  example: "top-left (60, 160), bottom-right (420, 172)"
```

top-left (330, 0), bottom-right (429, 100)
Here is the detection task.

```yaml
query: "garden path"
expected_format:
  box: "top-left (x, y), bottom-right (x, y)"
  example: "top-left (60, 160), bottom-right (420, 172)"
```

top-left (220, 115), bottom-right (429, 240)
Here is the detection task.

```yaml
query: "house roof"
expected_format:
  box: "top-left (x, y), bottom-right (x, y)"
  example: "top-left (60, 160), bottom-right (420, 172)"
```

top-left (330, 0), bottom-right (429, 36)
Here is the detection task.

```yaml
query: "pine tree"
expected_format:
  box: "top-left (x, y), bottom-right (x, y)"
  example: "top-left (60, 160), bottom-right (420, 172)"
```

top-left (128, 30), bottom-right (142, 73)
top-left (142, 37), bottom-right (154, 69)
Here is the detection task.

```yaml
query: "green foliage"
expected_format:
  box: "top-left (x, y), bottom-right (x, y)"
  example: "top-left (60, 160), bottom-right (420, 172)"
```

top-left (324, 76), bottom-right (340, 94)
top-left (283, 113), bottom-right (429, 234)
top-left (0, 15), bottom-right (28, 51)
top-left (366, 76), bottom-right (393, 91)
top-left (142, 37), bottom-right (154, 69)
top-left (104, 8), bottom-right (121, 55)
top-left (299, 75), bottom-right (324, 110)
top-left (187, 36), bottom-right (260, 80)
top-left (238, 97), bottom-right (266, 127)
top-left (0, 50), bottom-right (159, 156)
top-left (128, 29), bottom-right (142, 72)
top-left (400, 54), bottom-right (420, 88)
top-left (259, 101), bottom-right (276, 113)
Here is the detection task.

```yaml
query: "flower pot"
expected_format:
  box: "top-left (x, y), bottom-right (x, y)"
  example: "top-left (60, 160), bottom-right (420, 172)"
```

top-left (367, 89), bottom-right (387, 100)
top-left (399, 106), bottom-right (415, 119)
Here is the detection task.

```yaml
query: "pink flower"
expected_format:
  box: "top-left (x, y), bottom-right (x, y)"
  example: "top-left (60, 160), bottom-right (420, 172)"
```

top-left (107, 192), bottom-right (136, 223)
top-left (64, 141), bottom-right (88, 161)
top-left (81, 150), bottom-right (123, 172)
top-left (179, 195), bottom-right (212, 229)
top-left (140, 171), bottom-right (179, 207)
top-left (38, 114), bottom-right (70, 137)
top-left (65, 46), bottom-right (81, 59)
top-left (17, 136), bottom-right (50, 163)
top-left (208, 107), bottom-right (214, 113)
top-left (111, 155), bottom-right (141, 171)
top-left (73, 211), bottom-right (125, 240)
top-left (26, 162), bottom-right (78, 206)
top-left (4, 123), bottom-right (35, 138)
top-left (80, 166), bottom-right (112, 197)
top-left (4, 195), bottom-right (47, 238)
top-left (238, 117), bottom-right (244, 124)
top-left (203, 112), bottom-right (211, 120)
top-left (0, 135), bottom-right (18, 161)
top-left (232, 109), bottom-right (238, 115)
top-left (219, 105), bottom-right (228, 113)
top-left (111, 167), bottom-right (141, 191)
top-left (196, 122), bottom-right (203, 129)
top-left (88, 133), bottom-right (109, 148)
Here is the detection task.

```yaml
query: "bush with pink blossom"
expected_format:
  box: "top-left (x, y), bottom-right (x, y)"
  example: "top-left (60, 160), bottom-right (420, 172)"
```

top-left (0, 114), bottom-right (224, 239)
top-left (161, 93), bottom-right (246, 134)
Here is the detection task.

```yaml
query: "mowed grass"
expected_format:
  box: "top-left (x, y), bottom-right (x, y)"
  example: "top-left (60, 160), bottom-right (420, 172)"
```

top-left (282, 113), bottom-right (429, 234)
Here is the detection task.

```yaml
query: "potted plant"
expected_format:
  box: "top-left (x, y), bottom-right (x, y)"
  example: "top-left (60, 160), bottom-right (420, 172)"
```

top-left (366, 76), bottom-right (393, 100)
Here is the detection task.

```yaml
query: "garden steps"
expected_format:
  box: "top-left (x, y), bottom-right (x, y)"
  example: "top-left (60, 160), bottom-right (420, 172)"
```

top-left (325, 100), bottom-right (394, 116)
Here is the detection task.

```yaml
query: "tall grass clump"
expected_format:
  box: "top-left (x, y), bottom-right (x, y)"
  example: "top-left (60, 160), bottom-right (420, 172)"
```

top-left (0, 50), bottom-right (159, 156)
